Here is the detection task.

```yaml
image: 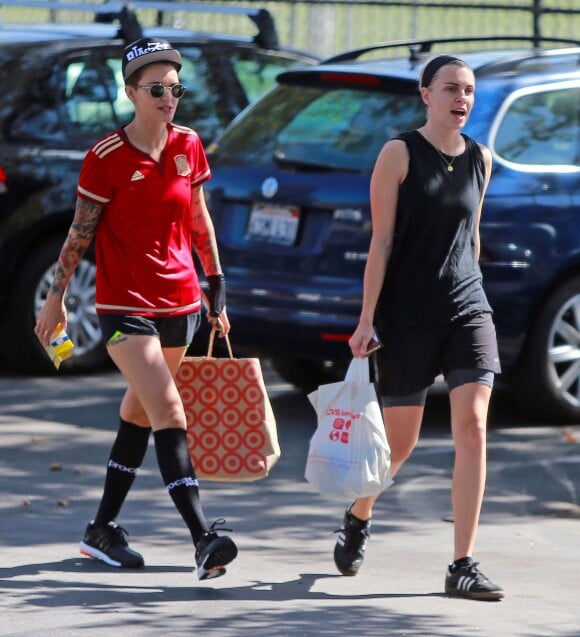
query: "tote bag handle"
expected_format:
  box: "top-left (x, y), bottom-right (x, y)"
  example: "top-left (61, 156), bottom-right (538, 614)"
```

top-left (206, 323), bottom-right (234, 359)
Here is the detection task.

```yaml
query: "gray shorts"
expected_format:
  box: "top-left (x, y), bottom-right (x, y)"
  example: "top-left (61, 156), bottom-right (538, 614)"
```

top-left (375, 312), bottom-right (501, 407)
top-left (381, 368), bottom-right (495, 407)
top-left (98, 312), bottom-right (201, 348)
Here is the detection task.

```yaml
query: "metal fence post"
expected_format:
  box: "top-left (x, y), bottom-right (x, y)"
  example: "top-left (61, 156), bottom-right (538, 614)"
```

top-left (533, 0), bottom-right (542, 48)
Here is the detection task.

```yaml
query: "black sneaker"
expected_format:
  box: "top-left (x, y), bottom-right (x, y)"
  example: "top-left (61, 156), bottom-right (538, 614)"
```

top-left (79, 521), bottom-right (144, 569)
top-left (195, 519), bottom-right (238, 581)
top-left (445, 560), bottom-right (505, 601)
top-left (333, 507), bottom-right (371, 576)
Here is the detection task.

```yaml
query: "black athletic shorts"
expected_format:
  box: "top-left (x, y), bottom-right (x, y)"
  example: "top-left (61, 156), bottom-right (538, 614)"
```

top-left (98, 312), bottom-right (201, 348)
top-left (375, 312), bottom-right (501, 404)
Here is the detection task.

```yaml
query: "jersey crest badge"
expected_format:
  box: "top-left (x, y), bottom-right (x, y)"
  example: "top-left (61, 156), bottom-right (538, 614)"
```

top-left (174, 155), bottom-right (192, 177)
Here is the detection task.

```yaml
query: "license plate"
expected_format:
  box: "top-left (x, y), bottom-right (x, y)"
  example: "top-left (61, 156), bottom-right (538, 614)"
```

top-left (246, 204), bottom-right (300, 246)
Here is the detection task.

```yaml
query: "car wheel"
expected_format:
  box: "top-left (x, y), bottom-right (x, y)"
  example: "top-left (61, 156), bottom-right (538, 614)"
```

top-left (2, 237), bottom-right (108, 375)
top-left (271, 357), bottom-right (348, 393)
top-left (513, 276), bottom-right (580, 422)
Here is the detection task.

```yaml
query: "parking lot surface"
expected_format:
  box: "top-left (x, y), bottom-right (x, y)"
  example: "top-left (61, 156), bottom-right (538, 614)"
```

top-left (0, 366), bottom-right (578, 636)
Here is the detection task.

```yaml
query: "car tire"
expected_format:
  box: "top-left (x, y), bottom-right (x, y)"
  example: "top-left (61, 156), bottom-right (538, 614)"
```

top-left (271, 357), bottom-right (348, 393)
top-left (512, 276), bottom-right (580, 422)
top-left (1, 236), bottom-right (108, 375)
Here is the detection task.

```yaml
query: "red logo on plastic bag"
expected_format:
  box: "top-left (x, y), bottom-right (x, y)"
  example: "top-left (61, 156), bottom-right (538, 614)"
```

top-left (330, 417), bottom-right (352, 444)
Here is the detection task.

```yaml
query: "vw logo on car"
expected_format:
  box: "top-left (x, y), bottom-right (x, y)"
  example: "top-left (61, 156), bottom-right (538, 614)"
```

top-left (261, 177), bottom-right (279, 199)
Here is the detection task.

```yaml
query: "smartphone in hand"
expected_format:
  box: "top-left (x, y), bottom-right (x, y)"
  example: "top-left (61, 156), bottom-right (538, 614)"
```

top-left (365, 335), bottom-right (383, 357)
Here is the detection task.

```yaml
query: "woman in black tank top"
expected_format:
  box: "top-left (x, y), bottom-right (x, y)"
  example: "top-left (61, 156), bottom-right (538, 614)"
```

top-left (334, 56), bottom-right (504, 600)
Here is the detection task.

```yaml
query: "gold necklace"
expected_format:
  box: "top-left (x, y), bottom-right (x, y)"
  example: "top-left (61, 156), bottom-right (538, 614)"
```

top-left (420, 129), bottom-right (458, 172)
top-left (437, 149), bottom-right (457, 172)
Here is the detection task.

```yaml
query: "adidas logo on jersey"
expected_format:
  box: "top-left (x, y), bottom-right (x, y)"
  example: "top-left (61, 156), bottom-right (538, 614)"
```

top-left (131, 171), bottom-right (145, 181)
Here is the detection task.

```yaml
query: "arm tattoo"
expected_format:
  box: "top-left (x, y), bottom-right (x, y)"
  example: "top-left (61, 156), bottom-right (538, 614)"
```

top-left (191, 187), bottom-right (222, 275)
top-left (51, 198), bottom-right (103, 296)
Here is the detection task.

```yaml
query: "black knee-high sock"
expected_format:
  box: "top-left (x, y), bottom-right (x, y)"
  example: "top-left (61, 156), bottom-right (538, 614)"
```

top-left (153, 427), bottom-right (208, 544)
top-left (93, 418), bottom-right (151, 527)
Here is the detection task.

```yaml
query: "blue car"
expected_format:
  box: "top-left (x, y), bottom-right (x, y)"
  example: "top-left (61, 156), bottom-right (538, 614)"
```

top-left (204, 37), bottom-right (580, 421)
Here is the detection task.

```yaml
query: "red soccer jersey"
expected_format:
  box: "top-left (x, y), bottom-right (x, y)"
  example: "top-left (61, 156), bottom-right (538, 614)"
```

top-left (77, 123), bottom-right (210, 316)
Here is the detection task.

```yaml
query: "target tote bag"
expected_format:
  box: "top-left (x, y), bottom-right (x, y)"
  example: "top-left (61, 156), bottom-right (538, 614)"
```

top-left (175, 328), bottom-right (280, 482)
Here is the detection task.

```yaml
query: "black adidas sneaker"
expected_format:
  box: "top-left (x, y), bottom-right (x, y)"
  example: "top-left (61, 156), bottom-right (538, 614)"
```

top-left (333, 507), bottom-right (371, 576)
top-left (445, 559), bottom-right (504, 601)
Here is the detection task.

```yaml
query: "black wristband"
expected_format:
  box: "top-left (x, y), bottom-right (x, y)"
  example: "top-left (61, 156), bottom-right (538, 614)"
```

top-left (207, 273), bottom-right (226, 317)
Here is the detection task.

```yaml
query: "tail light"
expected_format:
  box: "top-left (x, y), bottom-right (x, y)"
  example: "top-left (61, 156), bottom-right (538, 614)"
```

top-left (0, 165), bottom-right (7, 194)
top-left (321, 332), bottom-right (350, 342)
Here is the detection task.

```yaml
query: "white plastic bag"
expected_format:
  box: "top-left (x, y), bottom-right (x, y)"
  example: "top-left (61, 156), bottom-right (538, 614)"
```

top-left (305, 357), bottom-right (392, 500)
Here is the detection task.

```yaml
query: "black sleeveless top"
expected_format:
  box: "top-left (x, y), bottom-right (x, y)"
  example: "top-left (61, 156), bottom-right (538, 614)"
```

top-left (375, 130), bottom-right (492, 329)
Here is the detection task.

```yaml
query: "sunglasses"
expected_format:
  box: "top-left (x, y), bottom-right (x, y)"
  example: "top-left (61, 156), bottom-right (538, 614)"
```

top-left (137, 83), bottom-right (187, 99)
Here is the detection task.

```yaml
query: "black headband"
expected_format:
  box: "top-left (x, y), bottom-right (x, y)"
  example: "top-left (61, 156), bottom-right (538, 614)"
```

top-left (420, 55), bottom-right (462, 88)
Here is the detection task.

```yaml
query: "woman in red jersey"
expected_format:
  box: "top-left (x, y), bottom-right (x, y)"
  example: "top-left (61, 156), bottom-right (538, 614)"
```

top-left (35, 38), bottom-right (237, 581)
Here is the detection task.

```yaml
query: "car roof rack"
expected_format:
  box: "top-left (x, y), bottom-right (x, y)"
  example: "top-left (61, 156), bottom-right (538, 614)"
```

top-left (322, 35), bottom-right (580, 65)
top-left (0, 1), bottom-right (279, 49)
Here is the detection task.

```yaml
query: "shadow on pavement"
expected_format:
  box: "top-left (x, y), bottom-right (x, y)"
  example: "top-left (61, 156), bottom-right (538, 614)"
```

top-left (0, 367), bottom-right (579, 635)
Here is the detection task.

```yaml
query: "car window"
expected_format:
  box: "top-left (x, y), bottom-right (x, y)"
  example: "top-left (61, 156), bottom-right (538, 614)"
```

top-left (494, 85), bottom-right (579, 167)
top-left (213, 85), bottom-right (425, 172)
top-left (5, 48), bottom-right (70, 143)
top-left (46, 47), bottom-right (233, 144)
top-left (230, 51), bottom-right (309, 103)
top-left (5, 47), bottom-right (132, 144)
top-left (63, 47), bottom-right (231, 144)
top-left (107, 57), bottom-right (134, 124)
top-left (173, 46), bottom-right (226, 143)
top-left (65, 57), bottom-right (119, 136)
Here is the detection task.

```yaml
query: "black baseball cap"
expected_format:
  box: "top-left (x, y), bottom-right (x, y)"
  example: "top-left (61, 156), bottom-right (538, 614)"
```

top-left (122, 38), bottom-right (182, 81)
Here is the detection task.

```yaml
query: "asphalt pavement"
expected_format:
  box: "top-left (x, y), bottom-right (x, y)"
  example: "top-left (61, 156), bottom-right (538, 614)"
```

top-left (0, 364), bottom-right (579, 636)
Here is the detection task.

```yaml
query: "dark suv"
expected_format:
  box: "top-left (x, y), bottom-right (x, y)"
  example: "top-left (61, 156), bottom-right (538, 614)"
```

top-left (204, 38), bottom-right (580, 421)
top-left (0, 1), bottom-right (317, 374)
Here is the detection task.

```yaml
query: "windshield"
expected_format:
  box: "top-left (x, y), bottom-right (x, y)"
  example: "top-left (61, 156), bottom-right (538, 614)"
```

top-left (213, 83), bottom-right (425, 172)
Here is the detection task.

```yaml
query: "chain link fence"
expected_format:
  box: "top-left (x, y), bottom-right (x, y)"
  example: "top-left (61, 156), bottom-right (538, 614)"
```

top-left (257, 0), bottom-right (580, 57)
top-left (2, 0), bottom-right (579, 58)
